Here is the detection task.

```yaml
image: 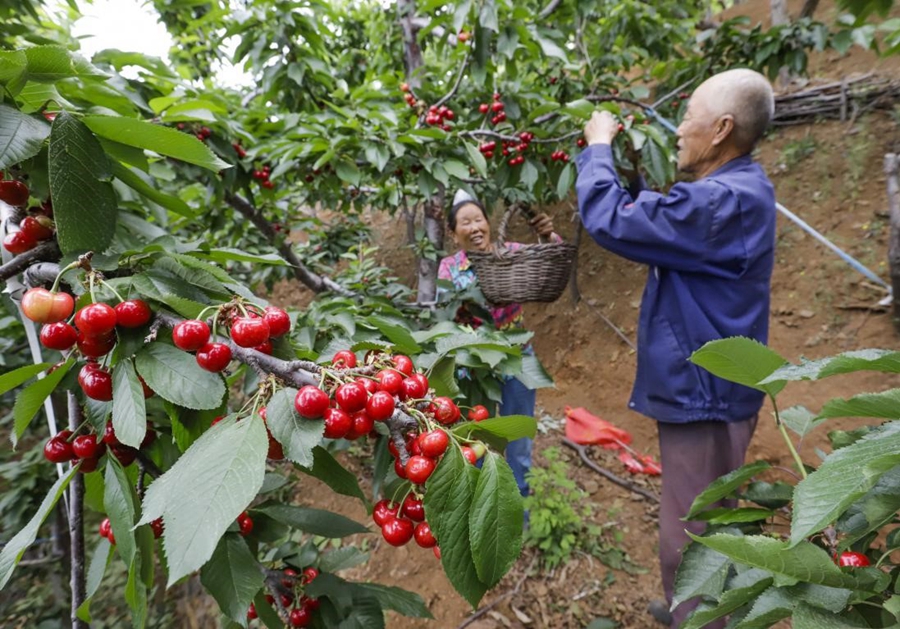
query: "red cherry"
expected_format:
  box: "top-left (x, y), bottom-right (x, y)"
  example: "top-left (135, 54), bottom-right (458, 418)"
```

top-left (102, 420), bottom-right (119, 446)
top-left (237, 512), bottom-right (253, 536)
top-left (75, 303), bottom-right (117, 337)
top-left (40, 322), bottom-right (77, 351)
top-left (400, 82), bottom-right (410, 92)
top-left (376, 369), bottom-right (404, 396)
top-left (139, 376), bottom-right (154, 399)
top-left (467, 405), bottom-right (490, 422)
top-left (414, 522), bottom-right (437, 548)
top-left (366, 391), bottom-right (395, 422)
top-left (111, 444), bottom-right (137, 466)
top-left (140, 427), bottom-right (156, 449)
top-left (289, 607), bottom-right (311, 627)
top-left (433, 546), bottom-right (441, 559)
top-left (402, 494), bottom-right (425, 521)
top-left (478, 103), bottom-right (489, 114)
top-left (301, 567), bottom-right (319, 584)
top-left (19, 216), bottom-right (53, 240)
top-left (150, 518), bottom-right (164, 539)
top-left (195, 342), bottom-right (232, 372)
top-left (406, 456), bottom-right (436, 485)
top-left (263, 306), bottom-right (291, 337)
top-left (44, 430), bottom-right (74, 463)
top-left (72, 434), bottom-right (102, 459)
top-left (323, 408), bottom-right (352, 439)
top-left (836, 551), bottom-right (870, 567)
top-left (267, 431), bottom-right (285, 460)
top-left (76, 331), bottom-right (116, 358)
top-left (373, 500), bottom-right (401, 527)
top-left (400, 376), bottom-right (426, 400)
top-left (382, 517), bottom-right (415, 547)
top-left (114, 300), bottom-right (152, 328)
top-left (3, 230), bottom-right (36, 255)
top-left (347, 410), bottom-right (374, 440)
top-left (394, 457), bottom-right (408, 479)
top-left (282, 567), bottom-right (299, 588)
top-left (0, 179), bottom-right (30, 206)
top-left (334, 382), bottom-right (368, 413)
top-left (172, 319), bottom-right (210, 351)
top-left (280, 592), bottom-right (293, 608)
top-left (78, 456), bottom-right (100, 473)
top-left (332, 350), bottom-right (357, 368)
top-left (99, 517), bottom-right (112, 540)
top-left (461, 446), bottom-right (477, 465)
top-left (254, 340), bottom-right (273, 355)
top-left (21, 288), bottom-right (74, 324)
top-left (230, 316), bottom-right (270, 348)
top-left (432, 397), bottom-right (460, 425)
top-left (418, 430), bottom-right (449, 458)
top-left (577, 137), bottom-right (587, 148)
top-left (491, 101), bottom-right (504, 112)
top-left (294, 385), bottom-right (330, 419)
top-left (78, 365), bottom-right (113, 401)
top-left (392, 355), bottom-right (414, 376)
top-left (247, 604), bottom-right (257, 621)
top-left (301, 596), bottom-right (319, 611)
top-left (356, 377), bottom-right (377, 395)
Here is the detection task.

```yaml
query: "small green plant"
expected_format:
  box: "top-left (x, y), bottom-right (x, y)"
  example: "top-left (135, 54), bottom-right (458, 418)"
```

top-left (778, 136), bottom-right (817, 171)
top-left (524, 447), bottom-right (602, 569)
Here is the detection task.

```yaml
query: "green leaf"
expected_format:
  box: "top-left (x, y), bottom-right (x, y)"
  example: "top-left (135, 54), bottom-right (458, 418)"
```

top-left (520, 160), bottom-right (538, 190)
top-left (0, 105), bottom-right (49, 169)
top-left (112, 359), bottom-right (147, 449)
top-left (111, 161), bottom-right (194, 217)
top-left (354, 583), bottom-right (434, 619)
top-left (837, 467), bottom-right (900, 545)
top-left (76, 538), bottom-right (112, 622)
top-left (266, 388), bottom-right (323, 468)
top-left (689, 338), bottom-right (788, 397)
top-left (0, 361), bottom-right (50, 396)
top-left (82, 115), bottom-right (230, 172)
top-left (137, 416), bottom-right (268, 587)
top-left (781, 406), bottom-right (823, 438)
top-left (735, 586), bottom-right (793, 629)
top-left (135, 343), bottom-right (225, 411)
top-left (682, 577), bottom-right (773, 629)
top-left (49, 112), bottom-right (118, 254)
top-left (428, 356), bottom-right (459, 398)
top-left (255, 504), bottom-right (368, 538)
top-left (0, 50), bottom-right (27, 85)
top-left (424, 445), bottom-right (488, 608)
top-left (556, 163), bottom-right (573, 200)
top-left (561, 98), bottom-right (597, 120)
top-left (104, 460), bottom-right (138, 567)
top-left (689, 533), bottom-right (888, 591)
top-left (469, 452), bottom-right (523, 587)
top-left (24, 46), bottom-right (75, 82)
top-left (365, 316), bottom-right (421, 354)
top-left (317, 547), bottom-right (369, 573)
top-left (335, 159), bottom-right (360, 187)
top-left (0, 466), bottom-right (76, 590)
top-left (464, 142), bottom-right (488, 177)
top-left (743, 481), bottom-right (794, 509)
top-left (672, 541), bottom-right (731, 608)
top-left (200, 533), bottom-right (264, 624)
top-left (298, 446), bottom-right (367, 504)
top-left (764, 349), bottom-right (900, 384)
top-left (792, 602), bottom-right (870, 628)
top-left (453, 415), bottom-right (537, 441)
top-left (692, 507), bottom-right (774, 525)
top-left (444, 159), bottom-right (470, 181)
top-left (199, 248), bottom-right (288, 266)
top-left (12, 359), bottom-right (72, 447)
top-left (791, 421), bottom-right (900, 546)
top-left (818, 388), bottom-right (900, 419)
top-left (517, 355), bottom-right (554, 389)
top-left (686, 461), bottom-right (771, 519)
top-left (531, 31), bottom-right (568, 62)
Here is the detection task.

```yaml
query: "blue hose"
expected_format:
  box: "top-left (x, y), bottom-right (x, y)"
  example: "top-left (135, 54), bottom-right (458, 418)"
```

top-left (643, 107), bottom-right (891, 292)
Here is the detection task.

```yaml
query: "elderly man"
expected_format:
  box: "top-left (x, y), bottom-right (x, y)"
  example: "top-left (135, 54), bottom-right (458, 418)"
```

top-left (576, 69), bottom-right (776, 628)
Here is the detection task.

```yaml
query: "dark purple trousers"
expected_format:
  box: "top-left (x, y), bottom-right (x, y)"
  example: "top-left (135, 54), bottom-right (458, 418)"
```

top-left (657, 415), bottom-right (758, 629)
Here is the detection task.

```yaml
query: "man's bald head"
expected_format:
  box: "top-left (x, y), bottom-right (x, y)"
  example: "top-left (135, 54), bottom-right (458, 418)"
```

top-left (693, 69), bottom-right (775, 152)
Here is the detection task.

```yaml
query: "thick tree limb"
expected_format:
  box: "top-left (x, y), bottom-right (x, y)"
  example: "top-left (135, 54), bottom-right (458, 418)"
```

top-left (67, 393), bottom-right (87, 629)
top-left (224, 193), bottom-right (353, 297)
top-left (0, 240), bottom-right (61, 282)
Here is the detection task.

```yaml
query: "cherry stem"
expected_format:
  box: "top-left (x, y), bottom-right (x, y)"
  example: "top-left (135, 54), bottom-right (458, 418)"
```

top-left (99, 278), bottom-right (124, 303)
top-left (50, 259), bottom-right (80, 293)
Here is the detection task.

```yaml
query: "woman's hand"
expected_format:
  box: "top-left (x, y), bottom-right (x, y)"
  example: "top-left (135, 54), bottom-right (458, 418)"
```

top-left (529, 213), bottom-right (555, 238)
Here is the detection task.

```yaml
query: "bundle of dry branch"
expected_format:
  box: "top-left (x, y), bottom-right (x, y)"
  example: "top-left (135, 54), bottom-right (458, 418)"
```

top-left (774, 73), bottom-right (900, 126)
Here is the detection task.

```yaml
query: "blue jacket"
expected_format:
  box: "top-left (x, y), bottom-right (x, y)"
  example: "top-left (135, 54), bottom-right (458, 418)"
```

top-left (575, 144), bottom-right (776, 423)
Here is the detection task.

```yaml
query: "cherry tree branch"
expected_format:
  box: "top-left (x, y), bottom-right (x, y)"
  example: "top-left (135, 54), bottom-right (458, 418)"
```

top-left (0, 240), bottom-right (61, 282)
top-left (538, 0), bottom-right (563, 19)
top-left (223, 193), bottom-right (353, 297)
top-left (67, 392), bottom-right (87, 629)
top-left (433, 51), bottom-right (471, 110)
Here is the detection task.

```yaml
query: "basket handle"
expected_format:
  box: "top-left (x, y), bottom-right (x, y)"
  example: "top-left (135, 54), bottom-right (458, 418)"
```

top-left (496, 203), bottom-right (543, 247)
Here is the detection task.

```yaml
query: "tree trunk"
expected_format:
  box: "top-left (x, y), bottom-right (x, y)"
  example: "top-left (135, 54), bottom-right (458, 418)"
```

top-left (799, 0), bottom-right (820, 18)
top-left (417, 187), bottom-right (445, 303)
top-left (884, 154), bottom-right (900, 334)
top-left (771, 0), bottom-right (791, 87)
top-left (398, 0), bottom-right (424, 89)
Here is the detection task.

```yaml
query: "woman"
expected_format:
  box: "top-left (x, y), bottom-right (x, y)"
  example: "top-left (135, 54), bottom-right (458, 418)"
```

top-left (437, 192), bottom-right (558, 498)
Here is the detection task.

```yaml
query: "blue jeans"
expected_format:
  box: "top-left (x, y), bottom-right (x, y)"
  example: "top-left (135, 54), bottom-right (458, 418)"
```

top-left (499, 377), bottom-right (535, 497)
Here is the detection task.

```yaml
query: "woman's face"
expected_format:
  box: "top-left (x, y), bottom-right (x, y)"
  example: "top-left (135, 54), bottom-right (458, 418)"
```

top-left (452, 204), bottom-right (492, 252)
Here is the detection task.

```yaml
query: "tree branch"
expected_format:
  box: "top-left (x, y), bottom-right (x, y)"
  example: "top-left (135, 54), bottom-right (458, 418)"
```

top-left (0, 240), bottom-right (61, 282)
top-left (67, 393), bottom-right (87, 629)
top-left (433, 51), bottom-right (471, 110)
top-left (538, 0), bottom-right (563, 20)
top-left (223, 193), bottom-right (353, 297)
top-left (24, 261), bottom-right (61, 288)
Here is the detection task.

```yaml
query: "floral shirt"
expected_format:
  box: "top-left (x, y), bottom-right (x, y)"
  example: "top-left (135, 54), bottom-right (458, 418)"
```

top-left (437, 246), bottom-right (525, 330)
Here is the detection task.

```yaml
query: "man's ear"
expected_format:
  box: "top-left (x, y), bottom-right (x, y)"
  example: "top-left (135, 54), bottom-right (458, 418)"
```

top-left (711, 115), bottom-right (735, 146)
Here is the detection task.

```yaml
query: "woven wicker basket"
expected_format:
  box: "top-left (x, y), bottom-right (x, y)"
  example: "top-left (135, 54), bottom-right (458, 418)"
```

top-left (466, 204), bottom-right (577, 305)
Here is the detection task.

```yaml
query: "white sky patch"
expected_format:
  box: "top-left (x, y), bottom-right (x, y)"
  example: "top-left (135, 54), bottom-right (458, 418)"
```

top-left (57, 0), bottom-right (254, 88)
